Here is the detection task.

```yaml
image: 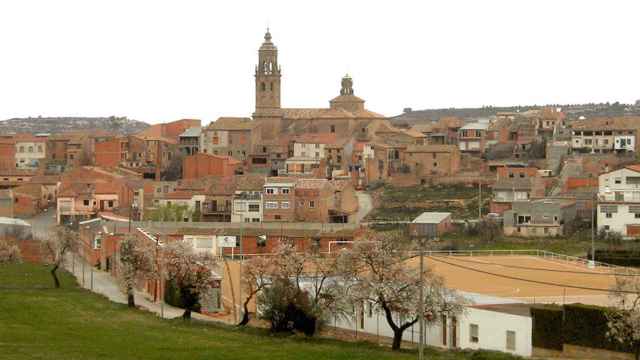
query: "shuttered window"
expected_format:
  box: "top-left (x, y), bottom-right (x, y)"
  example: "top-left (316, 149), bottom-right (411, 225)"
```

top-left (600, 205), bottom-right (618, 213)
top-left (506, 330), bottom-right (516, 351)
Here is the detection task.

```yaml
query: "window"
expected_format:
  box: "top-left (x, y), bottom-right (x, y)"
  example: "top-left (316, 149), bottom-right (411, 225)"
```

top-left (330, 125), bottom-right (336, 133)
top-left (37, 145), bottom-right (43, 153)
top-left (93, 237), bottom-right (102, 250)
top-left (252, 218), bottom-right (260, 222)
top-left (19, 146), bottom-right (24, 153)
top-left (266, 188), bottom-right (276, 195)
top-left (508, 172), bottom-right (515, 178)
top-left (615, 178), bottom-right (622, 184)
top-left (635, 213), bottom-right (640, 219)
top-left (519, 173), bottom-right (525, 178)
top-left (281, 188), bottom-right (289, 194)
top-left (228, 151), bottom-right (233, 156)
top-left (506, 331), bottom-right (516, 351)
top-left (433, 162), bottom-right (438, 167)
top-left (309, 201), bottom-right (315, 208)
top-left (280, 201), bottom-right (290, 209)
top-left (265, 201), bottom-right (278, 209)
top-left (470, 324), bottom-right (479, 343)
top-left (108, 200), bottom-right (114, 208)
top-left (261, 82), bottom-right (266, 91)
top-left (604, 225), bottom-right (610, 230)
top-left (83, 200), bottom-right (89, 206)
top-left (244, 218), bottom-right (251, 223)
top-left (606, 213), bottom-right (613, 218)
top-left (28, 146), bottom-right (33, 153)
top-left (248, 204), bottom-right (260, 212)
top-left (274, 215), bottom-right (281, 220)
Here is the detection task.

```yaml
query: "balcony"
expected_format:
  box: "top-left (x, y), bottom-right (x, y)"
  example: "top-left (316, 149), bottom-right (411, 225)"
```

top-left (202, 204), bottom-right (231, 214)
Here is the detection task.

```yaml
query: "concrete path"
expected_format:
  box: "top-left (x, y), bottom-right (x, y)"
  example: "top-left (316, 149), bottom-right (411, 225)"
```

top-left (354, 191), bottom-right (373, 224)
top-left (63, 254), bottom-right (230, 324)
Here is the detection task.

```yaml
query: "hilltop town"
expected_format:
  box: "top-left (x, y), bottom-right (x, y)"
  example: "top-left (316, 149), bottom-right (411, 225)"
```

top-left (3, 30), bottom-right (640, 359)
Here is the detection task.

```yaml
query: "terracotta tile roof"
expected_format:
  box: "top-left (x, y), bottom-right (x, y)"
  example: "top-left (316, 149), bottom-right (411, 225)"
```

top-left (13, 184), bottom-right (42, 198)
top-left (411, 123), bottom-right (435, 133)
top-left (401, 128), bottom-right (427, 138)
top-left (405, 144), bottom-right (458, 153)
top-left (283, 108), bottom-right (355, 120)
top-left (625, 164), bottom-right (640, 173)
top-left (296, 178), bottom-right (330, 190)
top-left (234, 174), bottom-right (266, 191)
top-left (206, 117), bottom-right (254, 130)
top-left (571, 117), bottom-right (640, 130)
top-left (29, 175), bottom-right (61, 184)
top-left (293, 133), bottom-right (338, 145)
top-left (163, 190), bottom-right (198, 200)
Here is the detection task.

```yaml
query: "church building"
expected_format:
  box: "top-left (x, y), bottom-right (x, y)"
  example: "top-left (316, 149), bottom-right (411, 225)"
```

top-left (252, 29), bottom-right (387, 142)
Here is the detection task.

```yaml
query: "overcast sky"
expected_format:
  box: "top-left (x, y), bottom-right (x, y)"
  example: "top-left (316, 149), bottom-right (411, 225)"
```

top-left (1, 0), bottom-right (639, 124)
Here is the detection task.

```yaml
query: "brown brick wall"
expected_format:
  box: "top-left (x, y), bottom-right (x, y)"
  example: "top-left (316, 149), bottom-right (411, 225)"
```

top-left (182, 153), bottom-right (238, 179)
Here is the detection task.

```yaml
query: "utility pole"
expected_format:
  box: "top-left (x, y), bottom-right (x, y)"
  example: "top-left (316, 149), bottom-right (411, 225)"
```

top-left (238, 213), bottom-right (244, 325)
top-left (418, 242), bottom-right (424, 360)
top-left (591, 192), bottom-right (596, 266)
top-left (478, 180), bottom-right (482, 221)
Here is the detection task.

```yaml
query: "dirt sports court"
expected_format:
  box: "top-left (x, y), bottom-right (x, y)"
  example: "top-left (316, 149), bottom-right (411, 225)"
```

top-left (405, 253), bottom-right (629, 306)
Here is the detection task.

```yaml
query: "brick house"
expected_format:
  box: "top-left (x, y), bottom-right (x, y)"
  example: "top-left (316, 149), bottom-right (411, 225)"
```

top-left (182, 153), bottom-right (240, 179)
top-left (294, 179), bottom-right (334, 223)
top-left (490, 177), bottom-right (546, 215)
top-left (262, 177), bottom-right (296, 222)
top-left (458, 120), bottom-right (490, 155)
top-left (201, 117), bottom-right (253, 162)
top-left (571, 117), bottom-right (640, 154)
top-left (403, 144), bottom-right (461, 177)
top-left (94, 137), bottom-right (127, 168)
top-left (0, 139), bottom-right (16, 170)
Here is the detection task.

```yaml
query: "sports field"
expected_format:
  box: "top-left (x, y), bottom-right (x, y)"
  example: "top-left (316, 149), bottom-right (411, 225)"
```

top-left (406, 254), bottom-right (623, 306)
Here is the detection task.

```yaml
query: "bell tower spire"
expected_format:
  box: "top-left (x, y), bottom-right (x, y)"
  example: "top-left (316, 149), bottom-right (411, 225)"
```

top-left (255, 28), bottom-right (281, 112)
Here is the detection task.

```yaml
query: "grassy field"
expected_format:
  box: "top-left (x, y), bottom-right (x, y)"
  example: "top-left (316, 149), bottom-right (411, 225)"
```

top-left (368, 184), bottom-right (488, 221)
top-left (0, 263), bottom-right (521, 360)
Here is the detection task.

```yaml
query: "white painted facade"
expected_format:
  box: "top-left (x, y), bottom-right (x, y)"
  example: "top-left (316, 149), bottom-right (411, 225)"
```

top-left (293, 142), bottom-right (326, 159)
top-left (232, 191), bottom-right (263, 223)
top-left (598, 167), bottom-right (640, 236)
top-left (15, 141), bottom-right (47, 168)
top-left (330, 292), bottom-right (532, 357)
top-left (614, 135), bottom-right (635, 152)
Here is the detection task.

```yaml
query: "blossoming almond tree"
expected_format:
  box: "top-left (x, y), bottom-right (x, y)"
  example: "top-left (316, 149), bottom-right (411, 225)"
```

top-left (119, 235), bottom-right (157, 308)
top-left (337, 231), bottom-right (467, 351)
top-left (162, 241), bottom-right (218, 320)
top-left (40, 226), bottom-right (78, 288)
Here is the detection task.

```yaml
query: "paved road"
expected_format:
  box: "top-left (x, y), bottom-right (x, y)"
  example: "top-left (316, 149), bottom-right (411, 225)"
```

top-left (24, 207), bottom-right (57, 236)
top-left (354, 191), bottom-right (373, 224)
top-left (63, 253), bottom-right (229, 323)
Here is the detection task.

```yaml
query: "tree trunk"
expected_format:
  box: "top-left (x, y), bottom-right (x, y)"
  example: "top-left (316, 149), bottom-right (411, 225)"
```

top-left (127, 289), bottom-right (135, 308)
top-left (182, 308), bottom-right (192, 320)
top-left (238, 300), bottom-right (250, 326)
top-left (392, 330), bottom-right (403, 351)
top-left (51, 264), bottom-right (60, 288)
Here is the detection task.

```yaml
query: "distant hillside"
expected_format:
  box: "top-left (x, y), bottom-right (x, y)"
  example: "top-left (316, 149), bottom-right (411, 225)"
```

top-left (0, 116), bottom-right (150, 135)
top-left (390, 102), bottom-right (640, 126)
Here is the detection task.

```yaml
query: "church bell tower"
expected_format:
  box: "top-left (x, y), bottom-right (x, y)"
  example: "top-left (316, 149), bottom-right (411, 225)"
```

top-left (255, 29), bottom-right (281, 111)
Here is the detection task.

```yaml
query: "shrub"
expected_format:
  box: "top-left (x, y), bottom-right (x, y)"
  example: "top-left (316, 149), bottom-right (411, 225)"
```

top-left (164, 279), bottom-right (201, 313)
top-left (0, 239), bottom-right (22, 264)
top-left (258, 277), bottom-right (317, 336)
top-left (563, 304), bottom-right (632, 353)
top-left (531, 305), bottom-right (563, 350)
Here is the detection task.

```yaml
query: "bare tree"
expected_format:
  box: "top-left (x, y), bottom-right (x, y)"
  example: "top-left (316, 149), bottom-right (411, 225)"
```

top-left (119, 235), bottom-right (156, 308)
top-left (338, 232), bottom-right (467, 351)
top-left (40, 227), bottom-right (78, 288)
top-left (0, 239), bottom-right (21, 264)
top-left (607, 272), bottom-right (640, 359)
top-left (162, 241), bottom-right (218, 320)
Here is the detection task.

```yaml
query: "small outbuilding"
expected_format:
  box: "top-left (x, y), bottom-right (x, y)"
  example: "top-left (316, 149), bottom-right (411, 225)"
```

top-left (409, 211), bottom-right (453, 239)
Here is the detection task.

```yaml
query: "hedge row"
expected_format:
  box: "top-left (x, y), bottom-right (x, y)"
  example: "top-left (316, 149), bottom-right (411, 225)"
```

top-left (531, 306), bottom-right (563, 350)
top-left (531, 304), bottom-right (631, 353)
top-left (164, 279), bottom-right (201, 312)
top-left (590, 250), bottom-right (640, 267)
top-left (563, 304), bottom-right (631, 353)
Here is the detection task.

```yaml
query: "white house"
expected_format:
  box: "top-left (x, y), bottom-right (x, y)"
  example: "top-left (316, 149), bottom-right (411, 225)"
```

top-left (598, 165), bottom-right (640, 237)
top-left (331, 291), bottom-right (532, 357)
top-left (232, 190), bottom-right (263, 223)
